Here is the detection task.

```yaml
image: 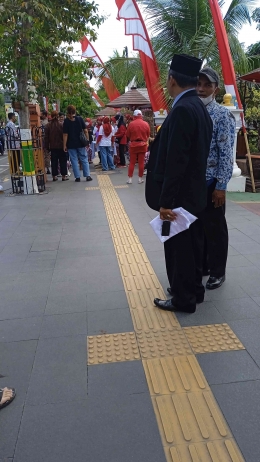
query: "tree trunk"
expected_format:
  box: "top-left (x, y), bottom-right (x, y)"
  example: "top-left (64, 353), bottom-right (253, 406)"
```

top-left (17, 64), bottom-right (30, 129)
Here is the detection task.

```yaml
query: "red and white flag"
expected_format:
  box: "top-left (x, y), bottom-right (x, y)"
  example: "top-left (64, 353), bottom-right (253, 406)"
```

top-left (208, 0), bottom-right (243, 111)
top-left (80, 36), bottom-right (120, 102)
top-left (116, 0), bottom-right (168, 115)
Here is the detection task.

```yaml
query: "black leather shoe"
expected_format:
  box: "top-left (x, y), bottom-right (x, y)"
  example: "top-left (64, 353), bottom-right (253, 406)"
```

top-left (206, 275), bottom-right (225, 290)
top-left (86, 176), bottom-right (93, 181)
top-left (75, 178), bottom-right (80, 182)
top-left (154, 298), bottom-right (196, 313)
top-left (167, 288), bottom-right (204, 304)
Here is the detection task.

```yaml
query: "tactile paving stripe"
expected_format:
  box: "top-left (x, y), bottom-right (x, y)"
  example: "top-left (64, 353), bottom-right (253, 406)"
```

top-left (143, 356), bottom-right (209, 396)
top-left (131, 305), bottom-right (179, 332)
top-left (152, 391), bottom-right (232, 447)
top-left (184, 324), bottom-right (245, 354)
top-left (85, 187), bottom-right (100, 190)
top-left (87, 332), bottom-right (140, 365)
top-left (136, 329), bottom-right (192, 359)
top-left (114, 185), bottom-right (129, 189)
top-left (164, 439), bottom-right (245, 462)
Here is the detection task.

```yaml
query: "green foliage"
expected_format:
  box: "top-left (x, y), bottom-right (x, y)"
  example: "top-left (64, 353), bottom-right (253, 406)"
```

top-left (60, 87), bottom-right (97, 118)
top-left (0, 94), bottom-right (5, 122)
top-left (0, 0), bottom-right (103, 127)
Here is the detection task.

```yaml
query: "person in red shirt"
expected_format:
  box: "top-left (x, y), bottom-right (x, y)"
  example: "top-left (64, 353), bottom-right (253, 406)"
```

top-left (114, 115), bottom-right (127, 167)
top-left (126, 110), bottom-right (150, 184)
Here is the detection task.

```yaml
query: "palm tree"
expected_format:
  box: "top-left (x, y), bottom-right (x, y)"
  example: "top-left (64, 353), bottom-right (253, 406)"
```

top-left (139, 0), bottom-right (256, 80)
top-left (98, 50), bottom-right (146, 95)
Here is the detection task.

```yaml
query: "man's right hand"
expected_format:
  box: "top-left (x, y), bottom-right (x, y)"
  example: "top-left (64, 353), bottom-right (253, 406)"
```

top-left (64, 147), bottom-right (67, 153)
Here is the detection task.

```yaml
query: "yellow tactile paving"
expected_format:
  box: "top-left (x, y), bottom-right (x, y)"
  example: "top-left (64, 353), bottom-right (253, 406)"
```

top-left (152, 391), bottom-right (232, 446)
top-left (184, 324), bottom-right (245, 354)
top-left (136, 329), bottom-right (192, 359)
top-left (143, 356), bottom-right (209, 396)
top-left (131, 305), bottom-right (179, 332)
top-left (114, 185), bottom-right (129, 189)
top-left (85, 186), bottom-right (100, 190)
top-left (87, 332), bottom-right (140, 365)
top-left (95, 174), bottom-right (246, 462)
top-left (164, 439), bottom-right (245, 462)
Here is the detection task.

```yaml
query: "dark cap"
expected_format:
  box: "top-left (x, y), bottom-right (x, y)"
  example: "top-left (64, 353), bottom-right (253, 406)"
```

top-left (170, 54), bottom-right (203, 77)
top-left (199, 67), bottom-right (220, 86)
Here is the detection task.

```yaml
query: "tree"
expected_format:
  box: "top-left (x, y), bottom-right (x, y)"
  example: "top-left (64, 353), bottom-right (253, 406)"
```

top-left (139, 0), bottom-right (256, 83)
top-left (0, 0), bottom-right (103, 128)
top-left (99, 50), bottom-right (146, 94)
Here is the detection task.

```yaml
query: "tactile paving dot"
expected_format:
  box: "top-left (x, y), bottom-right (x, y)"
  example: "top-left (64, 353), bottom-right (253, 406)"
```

top-left (183, 324), bottom-right (245, 354)
top-left (85, 186), bottom-right (100, 190)
top-left (136, 329), bottom-right (192, 359)
top-left (87, 332), bottom-right (140, 365)
top-left (164, 439), bottom-right (245, 462)
top-left (114, 185), bottom-right (129, 189)
top-left (152, 390), bottom-right (232, 447)
top-left (143, 356), bottom-right (209, 396)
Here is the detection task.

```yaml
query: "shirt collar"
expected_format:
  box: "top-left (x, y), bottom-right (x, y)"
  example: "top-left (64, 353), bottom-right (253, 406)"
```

top-left (172, 88), bottom-right (194, 108)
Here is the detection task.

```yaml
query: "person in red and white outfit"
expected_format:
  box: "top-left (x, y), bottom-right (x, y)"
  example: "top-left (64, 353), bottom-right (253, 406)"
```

top-left (96, 117), bottom-right (116, 171)
top-left (126, 110), bottom-right (150, 184)
top-left (114, 115), bottom-right (127, 167)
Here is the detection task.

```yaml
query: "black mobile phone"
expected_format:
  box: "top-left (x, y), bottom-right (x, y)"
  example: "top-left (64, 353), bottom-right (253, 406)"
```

top-left (161, 221), bottom-right (171, 237)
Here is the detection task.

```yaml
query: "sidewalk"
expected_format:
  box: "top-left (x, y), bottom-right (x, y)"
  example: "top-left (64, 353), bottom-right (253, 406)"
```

top-left (1, 167), bottom-right (260, 462)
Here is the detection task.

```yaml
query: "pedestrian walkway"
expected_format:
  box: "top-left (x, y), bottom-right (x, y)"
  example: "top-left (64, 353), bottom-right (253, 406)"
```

top-left (1, 168), bottom-right (260, 462)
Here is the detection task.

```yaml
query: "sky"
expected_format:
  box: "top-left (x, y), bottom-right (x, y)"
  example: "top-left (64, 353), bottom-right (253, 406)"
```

top-left (75, 0), bottom-right (260, 62)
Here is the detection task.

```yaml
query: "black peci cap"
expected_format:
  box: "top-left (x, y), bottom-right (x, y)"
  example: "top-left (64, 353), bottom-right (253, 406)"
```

top-left (170, 54), bottom-right (203, 77)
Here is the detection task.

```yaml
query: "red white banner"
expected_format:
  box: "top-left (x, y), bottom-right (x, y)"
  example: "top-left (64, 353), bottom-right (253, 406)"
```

top-left (80, 36), bottom-right (120, 102)
top-left (208, 0), bottom-right (243, 112)
top-left (92, 91), bottom-right (105, 107)
top-left (116, 0), bottom-right (168, 115)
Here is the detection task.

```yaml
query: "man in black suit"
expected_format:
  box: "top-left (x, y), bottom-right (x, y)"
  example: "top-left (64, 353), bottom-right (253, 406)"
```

top-left (145, 54), bottom-right (213, 313)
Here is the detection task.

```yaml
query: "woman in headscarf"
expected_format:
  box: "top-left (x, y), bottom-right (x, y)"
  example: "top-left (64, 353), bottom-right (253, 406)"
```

top-left (114, 115), bottom-right (127, 167)
top-left (96, 117), bottom-right (115, 171)
top-left (45, 110), bottom-right (69, 181)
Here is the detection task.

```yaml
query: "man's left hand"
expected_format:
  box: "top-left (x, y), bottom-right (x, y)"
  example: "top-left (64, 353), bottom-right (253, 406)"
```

top-left (159, 208), bottom-right (177, 221)
top-left (212, 189), bottom-right (226, 208)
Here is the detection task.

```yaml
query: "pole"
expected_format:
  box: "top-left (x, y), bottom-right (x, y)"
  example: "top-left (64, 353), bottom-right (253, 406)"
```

top-left (243, 130), bottom-right (256, 193)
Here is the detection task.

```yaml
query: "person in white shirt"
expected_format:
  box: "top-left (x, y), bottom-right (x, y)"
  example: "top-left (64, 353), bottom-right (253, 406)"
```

top-left (5, 113), bottom-right (21, 173)
top-left (96, 117), bottom-right (116, 171)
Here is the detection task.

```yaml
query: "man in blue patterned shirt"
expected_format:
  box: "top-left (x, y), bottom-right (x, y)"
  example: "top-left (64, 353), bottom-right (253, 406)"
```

top-left (197, 67), bottom-right (236, 290)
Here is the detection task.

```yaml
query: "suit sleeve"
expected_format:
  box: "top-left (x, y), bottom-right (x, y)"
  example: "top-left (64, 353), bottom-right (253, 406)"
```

top-left (159, 106), bottom-right (196, 209)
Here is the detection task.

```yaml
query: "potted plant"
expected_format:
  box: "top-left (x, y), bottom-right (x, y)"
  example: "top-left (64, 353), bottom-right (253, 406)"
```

top-left (245, 88), bottom-right (260, 180)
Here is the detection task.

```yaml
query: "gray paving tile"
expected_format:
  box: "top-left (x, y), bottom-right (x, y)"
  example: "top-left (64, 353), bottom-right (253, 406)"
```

top-left (211, 381), bottom-right (260, 462)
top-left (231, 240), bottom-right (260, 255)
top-left (26, 335), bottom-right (87, 406)
top-left (0, 405), bottom-right (23, 459)
top-left (0, 317), bottom-right (42, 342)
top-left (26, 250), bottom-right (57, 261)
top-left (45, 281), bottom-right (87, 315)
top-left (40, 312), bottom-right (87, 339)
top-left (229, 318), bottom-right (260, 367)
top-left (87, 308), bottom-right (133, 335)
top-left (213, 297), bottom-right (260, 321)
top-left (85, 392), bottom-right (165, 462)
top-left (57, 241), bottom-right (115, 258)
top-left (21, 259), bottom-right (56, 273)
top-left (30, 240), bottom-right (60, 252)
top-left (226, 254), bottom-right (254, 268)
top-left (85, 273), bottom-right (124, 293)
top-left (197, 350), bottom-right (260, 385)
top-left (0, 297), bottom-right (47, 321)
top-left (86, 290), bottom-right (129, 312)
top-left (13, 401), bottom-right (89, 462)
top-left (0, 340), bottom-right (37, 406)
top-left (245, 253), bottom-right (260, 268)
top-left (176, 301), bottom-right (224, 327)
top-left (88, 361), bottom-right (148, 398)
top-left (206, 278), bottom-right (248, 301)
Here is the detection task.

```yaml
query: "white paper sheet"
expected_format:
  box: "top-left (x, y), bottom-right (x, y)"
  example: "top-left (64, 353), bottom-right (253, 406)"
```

top-left (149, 207), bottom-right (198, 243)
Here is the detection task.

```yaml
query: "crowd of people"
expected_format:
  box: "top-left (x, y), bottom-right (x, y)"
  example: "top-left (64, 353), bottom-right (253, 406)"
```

top-left (41, 105), bottom-right (152, 184)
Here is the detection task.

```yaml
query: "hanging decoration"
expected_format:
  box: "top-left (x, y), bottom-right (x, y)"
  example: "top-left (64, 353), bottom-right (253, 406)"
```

top-left (80, 36), bottom-right (120, 101)
top-left (115, 0), bottom-right (168, 115)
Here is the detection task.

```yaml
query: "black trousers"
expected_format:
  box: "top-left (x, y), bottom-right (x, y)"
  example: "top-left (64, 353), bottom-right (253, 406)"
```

top-left (203, 180), bottom-right (228, 278)
top-left (119, 144), bottom-right (126, 166)
top-left (51, 149), bottom-right (67, 177)
top-left (164, 216), bottom-right (204, 311)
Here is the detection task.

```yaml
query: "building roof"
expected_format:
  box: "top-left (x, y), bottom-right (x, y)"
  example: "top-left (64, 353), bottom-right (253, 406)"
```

top-left (95, 107), bottom-right (117, 116)
top-left (240, 69), bottom-right (260, 84)
top-left (106, 88), bottom-right (151, 108)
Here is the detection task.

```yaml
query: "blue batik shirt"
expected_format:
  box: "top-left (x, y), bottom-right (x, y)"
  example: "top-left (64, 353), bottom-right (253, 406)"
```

top-left (206, 99), bottom-right (236, 190)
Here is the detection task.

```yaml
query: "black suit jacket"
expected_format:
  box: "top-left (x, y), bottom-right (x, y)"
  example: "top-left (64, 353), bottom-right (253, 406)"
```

top-left (145, 90), bottom-right (213, 215)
